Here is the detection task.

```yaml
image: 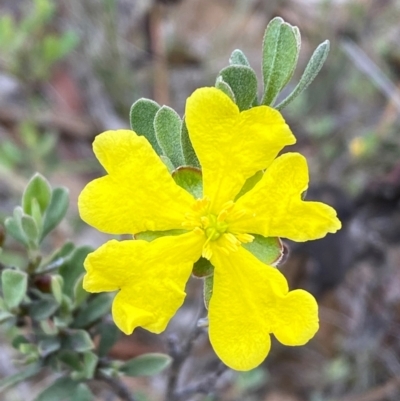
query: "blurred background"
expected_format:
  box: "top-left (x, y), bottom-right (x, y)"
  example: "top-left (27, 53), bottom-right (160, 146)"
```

top-left (1, 0), bottom-right (400, 400)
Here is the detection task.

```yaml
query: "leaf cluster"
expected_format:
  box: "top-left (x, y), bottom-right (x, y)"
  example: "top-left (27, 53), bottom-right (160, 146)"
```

top-left (0, 174), bottom-right (171, 400)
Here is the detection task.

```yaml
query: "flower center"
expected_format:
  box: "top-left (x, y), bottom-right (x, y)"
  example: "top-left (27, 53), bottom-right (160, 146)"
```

top-left (203, 214), bottom-right (228, 241)
top-left (183, 197), bottom-right (254, 260)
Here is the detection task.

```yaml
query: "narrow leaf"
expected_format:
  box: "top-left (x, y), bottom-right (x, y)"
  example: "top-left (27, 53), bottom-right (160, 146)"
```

top-left (41, 187), bottom-right (69, 241)
top-left (229, 49), bottom-right (250, 66)
top-left (275, 40), bottom-right (330, 110)
top-left (120, 353), bottom-right (172, 377)
top-left (172, 167), bottom-right (202, 199)
top-left (129, 98), bottom-right (162, 154)
top-left (203, 275), bottom-right (213, 310)
top-left (4, 216), bottom-right (27, 246)
top-left (22, 173), bottom-right (52, 215)
top-left (242, 235), bottom-right (283, 266)
top-left (0, 363), bottom-right (41, 392)
top-left (62, 330), bottom-right (94, 353)
top-left (180, 119), bottom-right (200, 168)
top-left (34, 377), bottom-right (79, 401)
top-left (154, 106), bottom-right (185, 168)
top-left (21, 214), bottom-right (39, 245)
top-left (262, 18), bottom-right (300, 105)
top-left (219, 65), bottom-right (258, 111)
top-left (2, 269), bottom-right (28, 309)
top-left (215, 77), bottom-right (236, 102)
top-left (73, 293), bottom-right (112, 328)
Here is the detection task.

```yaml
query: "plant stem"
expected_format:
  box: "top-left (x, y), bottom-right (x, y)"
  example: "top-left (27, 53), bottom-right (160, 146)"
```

top-left (96, 371), bottom-right (137, 401)
top-left (174, 362), bottom-right (228, 400)
top-left (165, 325), bottom-right (204, 401)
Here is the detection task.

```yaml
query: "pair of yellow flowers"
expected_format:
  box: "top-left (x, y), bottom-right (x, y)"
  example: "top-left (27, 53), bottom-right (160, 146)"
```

top-left (78, 87), bottom-right (341, 371)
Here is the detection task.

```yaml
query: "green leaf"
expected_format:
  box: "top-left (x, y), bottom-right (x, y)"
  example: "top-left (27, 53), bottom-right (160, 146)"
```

top-left (192, 257), bottom-right (213, 278)
top-left (0, 310), bottom-right (14, 322)
top-left (59, 246), bottom-right (92, 298)
top-left (203, 275), bottom-right (213, 310)
top-left (81, 352), bottom-right (98, 379)
top-left (34, 377), bottom-right (79, 401)
top-left (154, 106), bottom-right (185, 168)
top-left (135, 229), bottom-right (186, 242)
top-left (21, 214), bottom-right (39, 247)
top-left (180, 119), bottom-right (200, 168)
top-left (73, 274), bottom-right (89, 307)
top-left (73, 293), bottom-right (112, 328)
top-left (242, 235), bottom-right (283, 265)
top-left (261, 17), bottom-right (300, 105)
top-left (2, 269), bottom-right (28, 309)
top-left (29, 298), bottom-right (59, 320)
top-left (218, 65), bottom-right (258, 111)
top-left (215, 77), bottom-right (236, 102)
top-left (172, 167), bottom-right (202, 199)
top-left (120, 353), bottom-right (172, 377)
top-left (235, 170), bottom-right (264, 200)
top-left (74, 383), bottom-right (93, 401)
top-left (51, 275), bottom-right (64, 304)
top-left (0, 363), bottom-right (41, 393)
top-left (22, 173), bottom-right (52, 215)
top-left (41, 187), bottom-right (69, 241)
top-left (276, 40), bottom-right (330, 110)
top-left (97, 322), bottom-right (120, 357)
top-left (129, 98), bottom-right (162, 154)
top-left (62, 329), bottom-right (94, 353)
top-left (38, 335), bottom-right (61, 357)
top-left (229, 49), bottom-right (250, 66)
top-left (160, 155), bottom-right (175, 173)
top-left (5, 208), bottom-right (28, 246)
top-left (58, 350), bottom-right (82, 370)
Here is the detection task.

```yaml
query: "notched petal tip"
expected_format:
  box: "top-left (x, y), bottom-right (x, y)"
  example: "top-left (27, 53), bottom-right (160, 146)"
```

top-left (272, 289), bottom-right (319, 346)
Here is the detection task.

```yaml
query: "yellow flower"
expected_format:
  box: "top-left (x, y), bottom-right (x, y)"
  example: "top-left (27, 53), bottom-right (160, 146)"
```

top-left (78, 87), bottom-right (341, 371)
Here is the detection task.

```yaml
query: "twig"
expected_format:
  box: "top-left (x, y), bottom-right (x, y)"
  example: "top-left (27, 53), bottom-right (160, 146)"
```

top-left (174, 362), bottom-right (228, 400)
top-left (336, 376), bottom-right (400, 401)
top-left (96, 371), bottom-right (138, 401)
top-left (165, 325), bottom-right (204, 401)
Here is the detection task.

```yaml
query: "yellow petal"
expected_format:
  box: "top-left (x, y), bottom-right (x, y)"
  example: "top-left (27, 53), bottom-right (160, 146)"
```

top-left (208, 246), bottom-right (288, 371)
top-left (230, 153), bottom-right (341, 241)
top-left (185, 87), bottom-right (295, 212)
top-left (78, 130), bottom-right (195, 234)
top-left (83, 231), bottom-right (204, 334)
top-left (271, 289), bottom-right (319, 346)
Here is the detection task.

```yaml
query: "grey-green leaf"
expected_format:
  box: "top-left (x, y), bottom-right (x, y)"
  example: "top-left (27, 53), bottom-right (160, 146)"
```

top-left (22, 173), bottom-right (52, 216)
top-left (262, 17), bottom-right (300, 105)
top-left (172, 167), bottom-right (202, 199)
top-left (2, 269), bottom-right (28, 309)
top-left (203, 275), bottom-right (213, 310)
top-left (229, 49), bottom-right (250, 66)
top-left (41, 187), bottom-right (69, 241)
top-left (215, 77), bottom-right (236, 102)
top-left (21, 214), bottom-right (39, 245)
top-left (218, 65), bottom-right (258, 111)
top-left (73, 293), bottom-right (112, 328)
top-left (129, 98), bottom-right (162, 154)
top-left (275, 40), bottom-right (330, 110)
top-left (29, 298), bottom-right (59, 320)
top-left (62, 329), bottom-right (94, 353)
top-left (60, 246), bottom-right (92, 298)
top-left (120, 353), bottom-right (172, 377)
top-left (154, 106), bottom-right (184, 168)
top-left (242, 235), bottom-right (283, 265)
top-left (34, 377), bottom-right (80, 401)
top-left (97, 322), bottom-right (120, 357)
top-left (180, 118), bottom-right (199, 168)
top-left (0, 363), bottom-right (41, 393)
top-left (4, 215), bottom-right (27, 246)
